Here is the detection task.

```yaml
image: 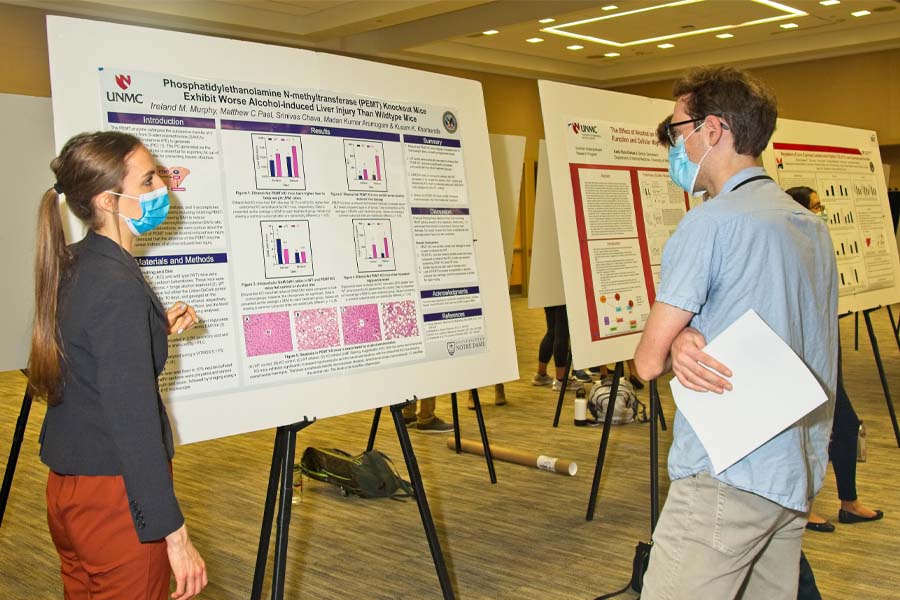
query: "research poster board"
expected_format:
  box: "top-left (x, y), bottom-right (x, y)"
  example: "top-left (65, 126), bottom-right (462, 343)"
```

top-left (47, 17), bottom-right (518, 444)
top-left (488, 134), bottom-right (526, 277)
top-left (528, 140), bottom-right (566, 309)
top-left (0, 94), bottom-right (55, 372)
top-left (538, 81), bottom-right (679, 368)
top-left (761, 120), bottom-right (900, 314)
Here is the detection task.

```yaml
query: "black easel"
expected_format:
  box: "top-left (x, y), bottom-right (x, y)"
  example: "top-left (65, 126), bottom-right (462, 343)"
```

top-left (0, 370), bottom-right (31, 528)
top-left (551, 350), bottom-right (574, 427)
top-left (648, 380), bottom-right (661, 531)
top-left (253, 402), bottom-right (456, 600)
top-left (591, 379), bottom-right (661, 600)
top-left (861, 307), bottom-right (900, 447)
top-left (251, 418), bottom-right (315, 600)
top-left (367, 392), bottom-right (496, 484)
top-left (586, 361), bottom-right (624, 521)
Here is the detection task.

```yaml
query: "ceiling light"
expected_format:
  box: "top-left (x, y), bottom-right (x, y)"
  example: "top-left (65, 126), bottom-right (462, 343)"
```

top-left (604, 52), bottom-right (621, 57)
top-left (541, 0), bottom-right (807, 48)
top-left (567, 45), bottom-right (584, 50)
top-left (819, 0), bottom-right (840, 5)
top-left (602, 5), bottom-right (619, 10)
top-left (716, 33), bottom-right (734, 39)
top-left (851, 10), bottom-right (871, 16)
top-left (539, 18), bottom-right (556, 24)
top-left (526, 37), bottom-right (544, 43)
top-left (780, 22), bottom-right (799, 28)
top-left (658, 43), bottom-right (675, 49)
top-left (483, 29), bottom-right (499, 35)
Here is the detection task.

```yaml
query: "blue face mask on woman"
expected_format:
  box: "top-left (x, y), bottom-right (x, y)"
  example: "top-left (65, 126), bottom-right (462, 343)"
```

top-left (668, 123), bottom-right (711, 196)
top-left (109, 186), bottom-right (170, 235)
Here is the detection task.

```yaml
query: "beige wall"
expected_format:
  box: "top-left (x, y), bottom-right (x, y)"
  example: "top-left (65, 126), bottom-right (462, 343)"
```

top-left (4, 3), bottom-right (899, 284)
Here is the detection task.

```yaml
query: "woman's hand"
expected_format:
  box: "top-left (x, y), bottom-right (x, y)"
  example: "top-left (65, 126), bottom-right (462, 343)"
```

top-left (166, 302), bottom-right (198, 335)
top-left (166, 524), bottom-right (208, 599)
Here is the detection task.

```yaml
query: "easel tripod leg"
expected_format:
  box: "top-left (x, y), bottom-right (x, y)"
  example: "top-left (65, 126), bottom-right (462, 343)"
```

top-left (586, 361), bottom-right (623, 521)
top-left (367, 407), bottom-right (382, 452)
top-left (251, 428), bottom-right (286, 600)
top-left (649, 380), bottom-right (660, 533)
top-left (863, 309), bottom-right (900, 447)
top-left (552, 350), bottom-right (572, 428)
top-left (470, 389), bottom-right (497, 484)
top-left (0, 381), bottom-right (32, 528)
top-left (271, 427), bottom-right (298, 600)
top-left (450, 393), bottom-right (461, 454)
top-left (390, 403), bottom-right (455, 600)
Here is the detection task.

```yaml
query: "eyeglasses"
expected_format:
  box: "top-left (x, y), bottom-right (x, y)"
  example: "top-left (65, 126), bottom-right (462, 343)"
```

top-left (665, 118), bottom-right (706, 146)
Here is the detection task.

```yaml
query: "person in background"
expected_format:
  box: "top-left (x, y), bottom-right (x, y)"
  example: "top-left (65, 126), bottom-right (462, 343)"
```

top-left (402, 396), bottom-right (454, 432)
top-left (29, 131), bottom-right (207, 599)
top-left (785, 185), bottom-right (884, 532)
top-left (533, 305), bottom-right (592, 393)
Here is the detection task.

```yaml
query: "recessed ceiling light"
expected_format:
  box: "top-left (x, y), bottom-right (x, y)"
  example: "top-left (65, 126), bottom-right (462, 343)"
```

top-left (567, 45), bottom-right (584, 50)
top-left (483, 30), bottom-right (499, 35)
top-left (539, 18), bottom-right (556, 24)
top-left (658, 43), bottom-right (675, 49)
top-left (819, 0), bottom-right (840, 5)
top-left (602, 5), bottom-right (618, 10)
top-left (604, 52), bottom-right (621, 57)
top-left (851, 10), bottom-right (871, 16)
top-left (780, 22), bottom-right (799, 28)
top-left (526, 37), bottom-right (544, 43)
top-left (716, 33), bottom-right (734, 39)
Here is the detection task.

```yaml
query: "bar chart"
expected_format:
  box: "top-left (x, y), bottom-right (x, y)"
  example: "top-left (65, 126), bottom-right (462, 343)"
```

top-left (344, 139), bottom-right (388, 192)
top-left (822, 180), bottom-right (850, 198)
top-left (252, 133), bottom-right (306, 190)
top-left (261, 220), bottom-right (314, 278)
top-left (353, 218), bottom-right (395, 272)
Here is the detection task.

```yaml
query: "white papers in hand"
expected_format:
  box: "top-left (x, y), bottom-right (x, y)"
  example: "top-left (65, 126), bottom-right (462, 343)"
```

top-left (670, 309), bottom-right (827, 474)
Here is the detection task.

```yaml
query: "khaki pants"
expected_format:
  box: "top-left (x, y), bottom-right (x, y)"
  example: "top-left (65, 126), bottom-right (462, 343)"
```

top-left (642, 473), bottom-right (806, 600)
top-left (401, 396), bottom-right (436, 425)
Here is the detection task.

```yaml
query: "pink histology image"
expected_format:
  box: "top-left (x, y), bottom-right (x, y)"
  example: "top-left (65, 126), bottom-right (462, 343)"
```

top-left (294, 307), bottom-right (341, 351)
top-left (243, 311), bottom-right (293, 357)
top-left (341, 303), bottom-right (382, 345)
top-left (381, 301), bottom-right (419, 339)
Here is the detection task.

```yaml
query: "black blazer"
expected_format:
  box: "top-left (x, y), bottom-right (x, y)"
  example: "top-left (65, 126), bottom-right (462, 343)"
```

top-left (40, 230), bottom-right (183, 542)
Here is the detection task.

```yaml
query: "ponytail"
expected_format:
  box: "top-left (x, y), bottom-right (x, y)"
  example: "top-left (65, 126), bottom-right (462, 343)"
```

top-left (28, 188), bottom-right (71, 404)
top-left (28, 130), bottom-right (142, 404)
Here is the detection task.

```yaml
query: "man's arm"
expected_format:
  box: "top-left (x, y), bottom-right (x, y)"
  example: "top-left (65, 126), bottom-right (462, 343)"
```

top-left (634, 302), bottom-right (696, 381)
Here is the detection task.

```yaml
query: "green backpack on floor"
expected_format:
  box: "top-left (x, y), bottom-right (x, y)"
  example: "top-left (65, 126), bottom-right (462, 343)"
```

top-left (298, 447), bottom-right (414, 499)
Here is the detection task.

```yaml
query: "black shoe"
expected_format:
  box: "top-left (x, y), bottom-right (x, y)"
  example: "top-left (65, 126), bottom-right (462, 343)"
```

top-left (838, 509), bottom-right (884, 524)
top-left (805, 520), bottom-right (835, 533)
top-left (403, 415), bottom-right (417, 426)
top-left (629, 375), bottom-right (645, 390)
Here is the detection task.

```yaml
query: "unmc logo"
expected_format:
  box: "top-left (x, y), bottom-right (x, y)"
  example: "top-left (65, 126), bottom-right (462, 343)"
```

top-left (107, 73), bottom-right (143, 104)
top-left (569, 122), bottom-right (598, 135)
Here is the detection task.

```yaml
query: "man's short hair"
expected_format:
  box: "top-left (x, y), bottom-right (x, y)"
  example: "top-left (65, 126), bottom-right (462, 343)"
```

top-left (673, 67), bottom-right (777, 158)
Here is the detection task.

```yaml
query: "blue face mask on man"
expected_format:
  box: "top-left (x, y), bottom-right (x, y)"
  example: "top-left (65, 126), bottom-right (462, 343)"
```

top-left (109, 186), bottom-right (170, 235)
top-left (668, 123), bottom-right (712, 196)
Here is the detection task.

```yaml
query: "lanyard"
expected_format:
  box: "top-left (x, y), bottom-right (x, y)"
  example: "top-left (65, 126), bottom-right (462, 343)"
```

top-left (730, 174), bottom-right (773, 192)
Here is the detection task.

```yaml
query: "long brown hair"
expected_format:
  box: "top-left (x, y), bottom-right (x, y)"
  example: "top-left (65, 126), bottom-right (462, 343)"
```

top-left (28, 131), bottom-right (142, 404)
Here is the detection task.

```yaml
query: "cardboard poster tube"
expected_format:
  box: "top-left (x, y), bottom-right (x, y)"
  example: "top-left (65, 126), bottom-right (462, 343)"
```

top-left (447, 437), bottom-right (577, 476)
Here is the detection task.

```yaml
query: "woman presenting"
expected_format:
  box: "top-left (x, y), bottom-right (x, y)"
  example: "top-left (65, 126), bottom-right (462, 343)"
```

top-left (28, 131), bottom-right (208, 599)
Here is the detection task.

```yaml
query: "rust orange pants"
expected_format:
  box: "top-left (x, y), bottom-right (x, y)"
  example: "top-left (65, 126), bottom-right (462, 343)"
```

top-left (46, 471), bottom-right (171, 599)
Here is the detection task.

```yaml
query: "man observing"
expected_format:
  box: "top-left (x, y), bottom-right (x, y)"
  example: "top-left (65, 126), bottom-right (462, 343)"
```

top-left (634, 67), bottom-right (838, 599)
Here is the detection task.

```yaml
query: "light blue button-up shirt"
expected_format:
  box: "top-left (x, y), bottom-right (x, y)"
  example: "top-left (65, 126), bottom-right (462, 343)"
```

top-left (657, 166), bottom-right (838, 512)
